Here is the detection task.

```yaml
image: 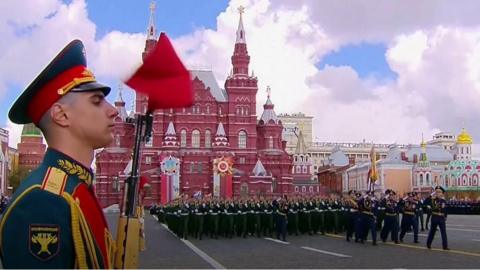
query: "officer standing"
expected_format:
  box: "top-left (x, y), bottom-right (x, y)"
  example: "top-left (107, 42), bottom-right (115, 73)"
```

top-left (0, 40), bottom-right (117, 268)
top-left (426, 186), bottom-right (449, 250)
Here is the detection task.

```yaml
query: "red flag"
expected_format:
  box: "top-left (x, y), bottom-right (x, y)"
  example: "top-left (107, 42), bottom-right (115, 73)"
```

top-left (125, 32), bottom-right (193, 112)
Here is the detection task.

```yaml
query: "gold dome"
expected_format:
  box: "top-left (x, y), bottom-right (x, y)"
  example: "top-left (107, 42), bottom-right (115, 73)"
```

top-left (457, 128), bottom-right (473, 144)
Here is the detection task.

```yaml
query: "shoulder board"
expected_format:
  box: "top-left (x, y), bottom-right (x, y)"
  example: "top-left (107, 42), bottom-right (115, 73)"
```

top-left (40, 166), bottom-right (68, 195)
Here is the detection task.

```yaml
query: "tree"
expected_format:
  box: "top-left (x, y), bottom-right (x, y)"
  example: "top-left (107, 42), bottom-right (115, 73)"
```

top-left (8, 166), bottom-right (31, 192)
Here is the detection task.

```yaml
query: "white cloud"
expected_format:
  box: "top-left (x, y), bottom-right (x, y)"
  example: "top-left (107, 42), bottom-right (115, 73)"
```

top-left (5, 120), bottom-right (23, 148)
top-left (0, 0), bottom-right (146, 147)
top-left (269, 0), bottom-right (480, 44)
top-left (176, 0), bottom-right (336, 118)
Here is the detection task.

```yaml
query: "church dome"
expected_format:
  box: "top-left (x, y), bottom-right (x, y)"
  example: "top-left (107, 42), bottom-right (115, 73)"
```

top-left (457, 128), bottom-right (473, 144)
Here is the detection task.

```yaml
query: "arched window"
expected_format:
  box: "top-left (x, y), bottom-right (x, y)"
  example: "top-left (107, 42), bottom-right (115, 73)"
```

top-left (238, 131), bottom-right (247, 149)
top-left (268, 136), bottom-right (273, 149)
top-left (205, 130), bottom-right (211, 148)
top-left (302, 186), bottom-right (306, 193)
top-left (426, 173), bottom-right (430, 185)
top-left (294, 186), bottom-right (299, 193)
top-left (180, 130), bottom-right (187, 147)
top-left (309, 186), bottom-right (313, 193)
top-left (419, 174), bottom-right (424, 186)
top-left (303, 166), bottom-right (307, 173)
top-left (206, 105), bottom-right (210, 114)
top-left (192, 130), bottom-right (200, 148)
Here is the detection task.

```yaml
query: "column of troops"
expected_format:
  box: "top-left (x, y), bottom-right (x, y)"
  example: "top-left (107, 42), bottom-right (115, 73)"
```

top-left (149, 186), bottom-right (453, 249)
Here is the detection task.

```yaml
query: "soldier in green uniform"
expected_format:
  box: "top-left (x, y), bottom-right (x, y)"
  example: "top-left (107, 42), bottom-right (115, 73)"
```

top-left (237, 200), bottom-right (248, 238)
top-left (0, 40), bottom-right (118, 268)
top-left (289, 198), bottom-right (300, 236)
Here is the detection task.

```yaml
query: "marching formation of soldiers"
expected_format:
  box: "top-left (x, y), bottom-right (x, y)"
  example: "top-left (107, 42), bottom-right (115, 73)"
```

top-left (149, 186), bottom-right (449, 249)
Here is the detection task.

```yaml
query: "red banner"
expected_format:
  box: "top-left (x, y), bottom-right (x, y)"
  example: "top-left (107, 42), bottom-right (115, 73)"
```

top-left (160, 174), bottom-right (168, 204)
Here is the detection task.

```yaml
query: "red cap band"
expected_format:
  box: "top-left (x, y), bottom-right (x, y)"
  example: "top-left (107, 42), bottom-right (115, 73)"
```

top-left (27, 65), bottom-right (95, 124)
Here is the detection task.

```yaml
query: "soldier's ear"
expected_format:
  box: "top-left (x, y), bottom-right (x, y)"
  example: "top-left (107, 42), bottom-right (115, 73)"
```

top-left (50, 103), bottom-right (70, 127)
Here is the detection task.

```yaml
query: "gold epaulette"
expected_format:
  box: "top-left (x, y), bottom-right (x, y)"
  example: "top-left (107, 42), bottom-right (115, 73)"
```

top-left (40, 167), bottom-right (68, 195)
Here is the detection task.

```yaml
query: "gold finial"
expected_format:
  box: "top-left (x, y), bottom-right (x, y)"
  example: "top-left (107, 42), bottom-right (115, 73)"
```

top-left (266, 86), bottom-right (271, 97)
top-left (238, 5), bottom-right (245, 16)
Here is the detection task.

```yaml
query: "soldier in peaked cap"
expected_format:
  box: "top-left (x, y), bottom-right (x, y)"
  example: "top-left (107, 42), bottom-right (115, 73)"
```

top-left (0, 40), bottom-right (118, 268)
top-left (426, 186), bottom-right (449, 250)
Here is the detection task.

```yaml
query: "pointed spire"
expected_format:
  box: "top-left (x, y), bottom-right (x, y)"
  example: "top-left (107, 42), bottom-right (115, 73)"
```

top-left (252, 158), bottom-right (267, 176)
top-left (117, 82), bottom-right (124, 102)
top-left (166, 121), bottom-right (176, 135)
top-left (418, 133), bottom-right (430, 163)
top-left (213, 122), bottom-right (229, 147)
top-left (114, 83), bottom-right (128, 121)
top-left (128, 100), bottom-right (135, 118)
top-left (216, 122), bottom-right (226, 136)
top-left (147, 1), bottom-right (157, 40)
top-left (163, 121), bottom-right (179, 147)
top-left (265, 86), bottom-right (273, 106)
top-left (236, 6), bottom-right (246, 44)
top-left (230, 5), bottom-right (250, 77)
top-left (260, 86), bottom-right (279, 125)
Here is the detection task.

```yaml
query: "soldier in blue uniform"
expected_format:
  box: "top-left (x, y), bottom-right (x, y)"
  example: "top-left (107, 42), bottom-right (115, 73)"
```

top-left (0, 40), bottom-right (118, 268)
top-left (380, 189), bottom-right (399, 244)
top-left (426, 186), bottom-right (449, 250)
top-left (399, 192), bottom-right (419, 243)
top-left (360, 191), bottom-right (377, 245)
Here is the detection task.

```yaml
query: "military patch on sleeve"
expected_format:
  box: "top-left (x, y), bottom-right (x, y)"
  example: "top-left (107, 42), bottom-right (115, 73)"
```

top-left (29, 224), bottom-right (60, 261)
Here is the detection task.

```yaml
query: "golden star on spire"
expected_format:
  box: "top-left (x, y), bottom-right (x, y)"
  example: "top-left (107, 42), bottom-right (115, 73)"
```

top-left (238, 5), bottom-right (245, 15)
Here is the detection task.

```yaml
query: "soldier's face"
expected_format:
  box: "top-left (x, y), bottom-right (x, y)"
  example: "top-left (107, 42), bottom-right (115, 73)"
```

top-left (66, 91), bottom-right (118, 149)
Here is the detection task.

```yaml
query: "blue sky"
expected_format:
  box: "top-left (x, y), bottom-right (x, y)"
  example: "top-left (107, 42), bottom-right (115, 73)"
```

top-left (85, 0), bottom-right (229, 39)
top-left (317, 43), bottom-right (397, 81)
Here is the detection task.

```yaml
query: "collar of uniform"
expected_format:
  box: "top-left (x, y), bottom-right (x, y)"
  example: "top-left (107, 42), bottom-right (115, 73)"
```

top-left (43, 148), bottom-right (94, 186)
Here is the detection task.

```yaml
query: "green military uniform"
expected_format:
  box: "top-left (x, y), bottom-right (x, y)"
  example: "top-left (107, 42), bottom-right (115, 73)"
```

top-left (0, 149), bottom-right (115, 268)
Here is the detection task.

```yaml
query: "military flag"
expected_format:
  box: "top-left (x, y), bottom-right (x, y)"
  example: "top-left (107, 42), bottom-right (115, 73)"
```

top-left (367, 144), bottom-right (378, 191)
